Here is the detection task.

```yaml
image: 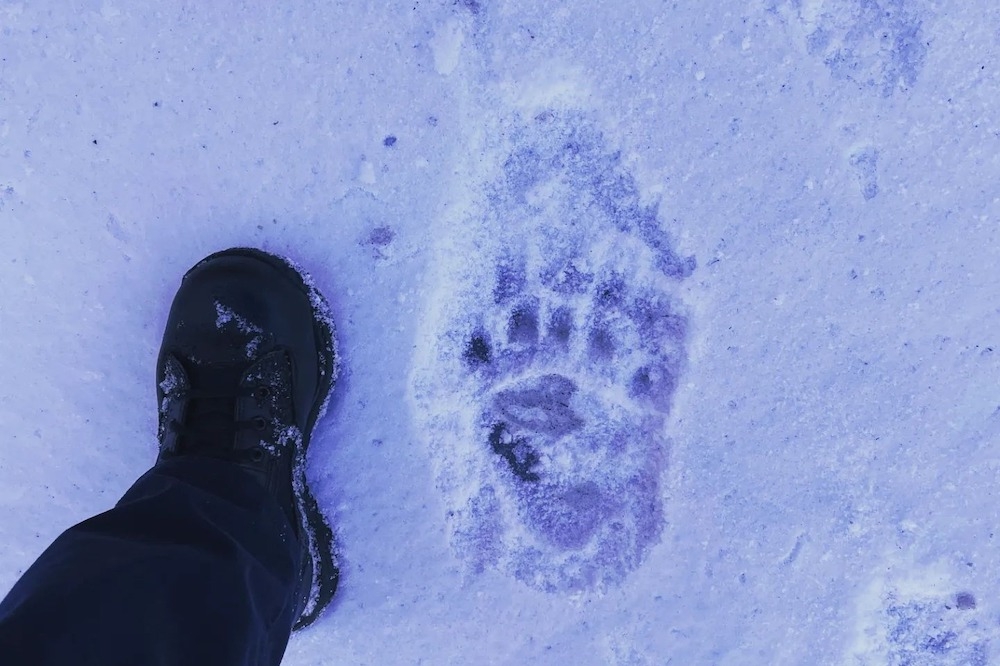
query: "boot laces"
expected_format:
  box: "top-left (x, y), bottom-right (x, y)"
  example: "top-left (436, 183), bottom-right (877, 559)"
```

top-left (170, 386), bottom-right (270, 460)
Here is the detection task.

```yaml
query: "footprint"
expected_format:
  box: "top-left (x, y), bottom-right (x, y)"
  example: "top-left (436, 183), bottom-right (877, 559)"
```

top-left (412, 109), bottom-right (692, 592)
top-left (849, 145), bottom-right (879, 201)
top-left (804, 0), bottom-right (929, 97)
top-left (848, 567), bottom-right (989, 665)
top-left (878, 592), bottom-right (989, 665)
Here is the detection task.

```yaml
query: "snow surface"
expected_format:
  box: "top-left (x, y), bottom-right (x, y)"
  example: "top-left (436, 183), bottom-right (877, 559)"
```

top-left (2, 1), bottom-right (1000, 664)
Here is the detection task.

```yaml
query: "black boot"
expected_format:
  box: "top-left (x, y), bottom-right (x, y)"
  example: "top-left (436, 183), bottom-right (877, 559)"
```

top-left (156, 247), bottom-right (339, 629)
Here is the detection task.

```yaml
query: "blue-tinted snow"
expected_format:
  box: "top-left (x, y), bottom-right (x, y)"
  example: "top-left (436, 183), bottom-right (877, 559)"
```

top-left (2, 1), bottom-right (999, 664)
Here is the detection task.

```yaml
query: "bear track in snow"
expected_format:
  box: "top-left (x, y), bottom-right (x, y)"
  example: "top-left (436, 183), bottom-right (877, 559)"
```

top-left (412, 109), bottom-right (693, 592)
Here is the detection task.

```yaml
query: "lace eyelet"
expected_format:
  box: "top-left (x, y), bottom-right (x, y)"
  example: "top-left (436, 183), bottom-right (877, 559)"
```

top-left (249, 447), bottom-right (265, 463)
top-left (252, 416), bottom-right (268, 431)
top-left (254, 386), bottom-right (271, 401)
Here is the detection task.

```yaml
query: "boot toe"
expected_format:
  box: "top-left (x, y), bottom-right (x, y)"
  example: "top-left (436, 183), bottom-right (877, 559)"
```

top-left (162, 249), bottom-right (325, 429)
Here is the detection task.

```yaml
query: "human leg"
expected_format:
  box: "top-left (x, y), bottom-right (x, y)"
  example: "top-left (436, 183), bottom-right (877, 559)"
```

top-left (0, 248), bottom-right (339, 665)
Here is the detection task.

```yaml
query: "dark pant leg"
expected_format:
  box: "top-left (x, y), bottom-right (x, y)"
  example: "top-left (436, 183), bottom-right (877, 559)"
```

top-left (0, 456), bottom-right (302, 666)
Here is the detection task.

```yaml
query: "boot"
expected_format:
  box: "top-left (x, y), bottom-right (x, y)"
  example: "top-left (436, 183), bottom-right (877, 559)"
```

top-left (156, 246), bottom-right (339, 629)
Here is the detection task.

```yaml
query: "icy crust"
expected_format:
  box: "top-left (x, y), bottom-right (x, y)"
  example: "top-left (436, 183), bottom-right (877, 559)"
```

top-left (411, 109), bottom-right (692, 593)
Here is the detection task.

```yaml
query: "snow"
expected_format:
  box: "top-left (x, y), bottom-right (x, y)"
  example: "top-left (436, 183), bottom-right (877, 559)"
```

top-left (215, 300), bottom-right (265, 358)
top-left (2, 1), bottom-right (999, 664)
